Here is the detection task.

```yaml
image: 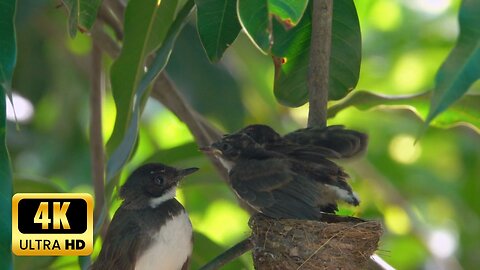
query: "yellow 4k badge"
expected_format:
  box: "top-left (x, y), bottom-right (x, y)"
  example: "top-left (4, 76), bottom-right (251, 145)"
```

top-left (12, 193), bottom-right (93, 256)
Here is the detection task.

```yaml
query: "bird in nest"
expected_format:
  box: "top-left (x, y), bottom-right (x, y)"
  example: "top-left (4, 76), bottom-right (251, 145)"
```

top-left (201, 127), bottom-right (363, 221)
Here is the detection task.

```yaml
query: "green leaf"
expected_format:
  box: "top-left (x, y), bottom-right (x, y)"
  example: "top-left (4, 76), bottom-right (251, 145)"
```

top-left (328, 91), bottom-right (480, 130)
top-left (166, 24), bottom-right (246, 130)
top-left (237, 0), bottom-right (271, 53)
top-left (106, 0), bottom-right (179, 173)
top-left (269, 0), bottom-right (308, 27)
top-left (0, 0), bottom-right (15, 268)
top-left (196, 0), bottom-right (241, 62)
top-left (273, 0), bottom-right (361, 107)
top-left (237, 0), bottom-right (309, 54)
top-left (61, 0), bottom-right (102, 37)
top-left (426, 0), bottom-right (480, 126)
top-left (106, 0), bottom-right (195, 183)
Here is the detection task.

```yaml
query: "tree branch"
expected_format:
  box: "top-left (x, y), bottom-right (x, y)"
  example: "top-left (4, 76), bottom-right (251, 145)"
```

top-left (150, 74), bottom-right (256, 214)
top-left (199, 238), bottom-right (253, 270)
top-left (90, 27), bottom-right (120, 59)
top-left (307, 0), bottom-right (333, 128)
top-left (98, 3), bottom-right (123, 40)
top-left (104, 0), bottom-right (125, 25)
top-left (151, 74), bottom-right (227, 178)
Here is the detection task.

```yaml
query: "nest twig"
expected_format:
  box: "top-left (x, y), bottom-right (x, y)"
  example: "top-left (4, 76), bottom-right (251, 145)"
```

top-left (249, 214), bottom-right (383, 270)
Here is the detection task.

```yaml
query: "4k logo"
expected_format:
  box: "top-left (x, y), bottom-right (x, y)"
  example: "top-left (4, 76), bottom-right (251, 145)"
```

top-left (12, 193), bottom-right (93, 256)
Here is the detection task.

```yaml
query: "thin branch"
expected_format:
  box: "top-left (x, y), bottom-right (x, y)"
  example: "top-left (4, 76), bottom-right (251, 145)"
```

top-left (98, 3), bottom-right (123, 40)
top-left (199, 238), bottom-right (253, 270)
top-left (90, 32), bottom-right (106, 233)
top-left (104, 0), bottom-right (125, 24)
top-left (91, 28), bottom-right (120, 58)
top-left (150, 74), bottom-right (256, 214)
top-left (90, 12), bottom-right (254, 213)
top-left (90, 27), bottom-right (228, 179)
top-left (150, 74), bottom-right (228, 179)
top-left (307, 0), bottom-right (333, 128)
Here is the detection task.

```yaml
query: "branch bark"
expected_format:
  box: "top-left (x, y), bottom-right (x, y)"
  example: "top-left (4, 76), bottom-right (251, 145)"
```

top-left (198, 238), bottom-right (253, 270)
top-left (307, 0), bottom-right (333, 128)
top-left (98, 3), bottom-right (123, 40)
top-left (150, 75), bottom-right (228, 182)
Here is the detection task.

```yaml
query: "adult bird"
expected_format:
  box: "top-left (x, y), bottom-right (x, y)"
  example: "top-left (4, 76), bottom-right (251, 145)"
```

top-left (90, 163), bottom-right (198, 270)
top-left (202, 134), bottom-right (359, 220)
top-left (238, 124), bottom-right (368, 159)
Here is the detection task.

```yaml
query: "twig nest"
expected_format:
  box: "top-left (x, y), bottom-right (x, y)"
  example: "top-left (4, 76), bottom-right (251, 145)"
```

top-left (249, 214), bottom-right (382, 270)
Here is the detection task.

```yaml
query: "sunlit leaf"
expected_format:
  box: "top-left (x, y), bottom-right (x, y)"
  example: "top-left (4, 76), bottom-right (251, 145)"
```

top-left (269, 0), bottom-right (308, 27)
top-left (426, 0), bottom-right (480, 126)
top-left (329, 91), bottom-right (480, 130)
top-left (106, 0), bottom-right (194, 195)
top-left (273, 0), bottom-right (361, 107)
top-left (237, 0), bottom-right (270, 53)
top-left (0, 0), bottom-right (15, 268)
top-left (61, 0), bottom-right (102, 37)
top-left (237, 0), bottom-right (309, 54)
top-left (196, 0), bottom-right (241, 62)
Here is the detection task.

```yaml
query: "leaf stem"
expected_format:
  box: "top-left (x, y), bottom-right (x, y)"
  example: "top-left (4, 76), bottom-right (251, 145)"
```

top-left (307, 0), bottom-right (333, 128)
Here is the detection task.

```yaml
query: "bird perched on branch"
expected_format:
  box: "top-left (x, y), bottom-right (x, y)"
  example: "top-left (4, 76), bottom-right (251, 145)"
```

top-left (201, 133), bottom-right (359, 220)
top-left (238, 124), bottom-right (368, 160)
top-left (91, 163), bottom-right (198, 270)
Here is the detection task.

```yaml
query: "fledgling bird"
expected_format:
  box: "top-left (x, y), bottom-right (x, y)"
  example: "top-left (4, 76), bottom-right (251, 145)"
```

top-left (202, 134), bottom-right (359, 220)
top-left (90, 163), bottom-right (198, 270)
top-left (238, 124), bottom-right (368, 159)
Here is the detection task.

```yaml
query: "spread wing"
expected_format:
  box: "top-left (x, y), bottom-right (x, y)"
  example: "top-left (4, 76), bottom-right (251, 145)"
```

top-left (268, 143), bottom-right (342, 160)
top-left (90, 207), bottom-right (151, 270)
top-left (284, 125), bottom-right (368, 158)
top-left (229, 158), bottom-right (324, 219)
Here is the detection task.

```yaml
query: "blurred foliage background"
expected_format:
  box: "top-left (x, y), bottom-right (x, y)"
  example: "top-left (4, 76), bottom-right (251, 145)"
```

top-left (6, 0), bottom-right (480, 269)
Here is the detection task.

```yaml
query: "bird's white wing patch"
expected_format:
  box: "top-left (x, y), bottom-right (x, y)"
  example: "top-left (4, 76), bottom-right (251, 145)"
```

top-left (135, 211), bottom-right (193, 270)
top-left (218, 157), bottom-right (235, 172)
top-left (149, 187), bottom-right (177, 208)
top-left (325, 184), bottom-right (360, 204)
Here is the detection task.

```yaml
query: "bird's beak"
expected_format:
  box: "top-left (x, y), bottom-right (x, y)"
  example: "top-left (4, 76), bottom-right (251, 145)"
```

top-left (178, 167), bottom-right (199, 177)
top-left (199, 146), bottom-right (222, 156)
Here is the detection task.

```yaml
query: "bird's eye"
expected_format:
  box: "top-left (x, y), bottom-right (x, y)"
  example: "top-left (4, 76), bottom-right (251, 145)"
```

top-left (153, 175), bottom-right (164, 185)
top-left (221, 143), bottom-right (231, 151)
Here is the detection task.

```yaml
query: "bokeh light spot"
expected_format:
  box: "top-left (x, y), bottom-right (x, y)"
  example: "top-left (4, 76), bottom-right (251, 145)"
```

top-left (193, 200), bottom-right (250, 245)
top-left (102, 92), bottom-right (116, 143)
top-left (370, 0), bottom-right (402, 31)
top-left (389, 134), bottom-right (422, 164)
top-left (6, 92), bottom-right (34, 123)
top-left (428, 229), bottom-right (457, 258)
top-left (392, 54), bottom-right (427, 92)
top-left (149, 109), bottom-right (194, 148)
top-left (66, 34), bottom-right (92, 55)
top-left (404, 0), bottom-right (451, 15)
top-left (384, 205), bottom-right (411, 235)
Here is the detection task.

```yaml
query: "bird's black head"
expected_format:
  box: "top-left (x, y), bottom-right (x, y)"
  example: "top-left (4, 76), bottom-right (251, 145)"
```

top-left (239, 124), bottom-right (282, 145)
top-left (120, 163), bottom-right (198, 208)
top-left (205, 133), bottom-right (260, 161)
